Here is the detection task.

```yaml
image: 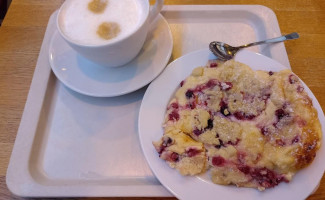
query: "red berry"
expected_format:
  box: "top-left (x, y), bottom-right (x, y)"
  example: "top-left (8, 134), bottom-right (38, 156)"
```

top-left (210, 62), bottom-right (218, 68)
top-left (168, 111), bottom-right (179, 121)
top-left (186, 148), bottom-right (200, 157)
top-left (212, 156), bottom-right (225, 166)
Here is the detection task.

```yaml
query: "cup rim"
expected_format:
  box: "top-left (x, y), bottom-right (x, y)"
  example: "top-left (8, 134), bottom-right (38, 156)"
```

top-left (56, 0), bottom-right (149, 48)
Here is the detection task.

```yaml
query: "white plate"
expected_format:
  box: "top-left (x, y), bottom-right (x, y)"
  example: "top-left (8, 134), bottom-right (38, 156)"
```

top-left (48, 14), bottom-right (173, 97)
top-left (138, 49), bottom-right (325, 200)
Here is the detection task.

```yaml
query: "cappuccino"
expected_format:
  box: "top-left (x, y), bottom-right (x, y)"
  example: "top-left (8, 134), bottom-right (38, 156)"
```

top-left (58, 0), bottom-right (141, 46)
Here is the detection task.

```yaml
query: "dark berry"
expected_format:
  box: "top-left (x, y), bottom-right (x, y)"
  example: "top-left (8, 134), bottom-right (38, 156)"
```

top-left (193, 128), bottom-right (203, 136)
top-left (168, 111), bottom-right (180, 121)
top-left (206, 79), bottom-right (218, 88)
top-left (234, 111), bottom-right (256, 120)
top-left (185, 90), bottom-right (194, 99)
top-left (289, 74), bottom-right (298, 84)
top-left (210, 62), bottom-right (218, 68)
top-left (220, 101), bottom-right (230, 116)
top-left (297, 85), bottom-right (304, 93)
top-left (212, 156), bottom-right (225, 166)
top-left (237, 165), bottom-right (287, 188)
top-left (170, 102), bottom-right (179, 109)
top-left (186, 148), bottom-right (200, 157)
top-left (292, 136), bottom-right (300, 144)
top-left (203, 101), bottom-right (208, 106)
top-left (158, 146), bottom-right (166, 154)
top-left (188, 103), bottom-right (196, 109)
top-left (227, 138), bottom-right (240, 145)
top-left (180, 80), bottom-right (185, 87)
top-left (307, 143), bottom-right (316, 151)
top-left (275, 109), bottom-right (287, 120)
top-left (250, 167), bottom-right (286, 188)
top-left (206, 119), bottom-right (213, 130)
top-left (215, 139), bottom-right (224, 149)
top-left (162, 137), bottom-right (173, 147)
top-left (238, 165), bottom-right (250, 174)
top-left (170, 152), bottom-right (179, 162)
top-left (261, 127), bottom-right (269, 136)
top-left (246, 114), bottom-right (256, 120)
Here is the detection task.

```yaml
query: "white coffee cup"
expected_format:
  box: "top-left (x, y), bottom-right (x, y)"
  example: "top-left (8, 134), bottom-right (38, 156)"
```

top-left (57, 0), bottom-right (164, 67)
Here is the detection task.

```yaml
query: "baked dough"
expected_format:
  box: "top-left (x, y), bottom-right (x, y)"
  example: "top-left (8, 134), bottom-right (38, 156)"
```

top-left (153, 60), bottom-right (322, 190)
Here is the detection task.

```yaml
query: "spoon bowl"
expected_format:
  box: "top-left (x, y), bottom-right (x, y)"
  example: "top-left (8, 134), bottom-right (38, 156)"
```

top-left (209, 32), bottom-right (299, 61)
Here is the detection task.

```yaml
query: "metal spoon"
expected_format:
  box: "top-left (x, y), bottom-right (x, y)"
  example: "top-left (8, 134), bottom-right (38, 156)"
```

top-left (209, 32), bottom-right (299, 61)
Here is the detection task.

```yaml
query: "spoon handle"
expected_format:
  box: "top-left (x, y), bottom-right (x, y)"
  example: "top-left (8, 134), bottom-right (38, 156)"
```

top-left (238, 32), bottom-right (299, 49)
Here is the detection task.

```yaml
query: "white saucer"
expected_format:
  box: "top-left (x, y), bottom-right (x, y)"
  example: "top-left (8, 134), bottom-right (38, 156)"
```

top-left (48, 14), bottom-right (173, 97)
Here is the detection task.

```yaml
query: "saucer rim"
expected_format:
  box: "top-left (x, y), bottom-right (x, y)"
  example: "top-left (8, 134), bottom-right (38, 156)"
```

top-left (48, 14), bottom-right (173, 97)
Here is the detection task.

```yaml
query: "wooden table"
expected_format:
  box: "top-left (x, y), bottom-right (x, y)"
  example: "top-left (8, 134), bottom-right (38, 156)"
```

top-left (1, 0), bottom-right (325, 199)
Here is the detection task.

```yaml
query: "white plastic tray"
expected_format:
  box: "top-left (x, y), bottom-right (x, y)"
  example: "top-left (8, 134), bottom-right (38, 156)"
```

top-left (6, 5), bottom-right (290, 197)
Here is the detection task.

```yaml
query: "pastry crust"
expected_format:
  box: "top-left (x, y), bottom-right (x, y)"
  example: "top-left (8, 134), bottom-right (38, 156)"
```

top-left (153, 60), bottom-right (322, 190)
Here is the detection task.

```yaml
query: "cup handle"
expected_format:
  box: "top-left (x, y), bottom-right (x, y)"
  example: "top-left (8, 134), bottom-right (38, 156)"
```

top-left (148, 0), bottom-right (164, 24)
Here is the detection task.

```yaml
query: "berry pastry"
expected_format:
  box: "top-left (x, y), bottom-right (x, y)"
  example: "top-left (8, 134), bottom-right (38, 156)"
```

top-left (153, 59), bottom-right (322, 190)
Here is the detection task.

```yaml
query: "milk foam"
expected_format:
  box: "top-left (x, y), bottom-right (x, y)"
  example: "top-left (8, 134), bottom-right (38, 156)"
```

top-left (59, 0), bottom-right (142, 45)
